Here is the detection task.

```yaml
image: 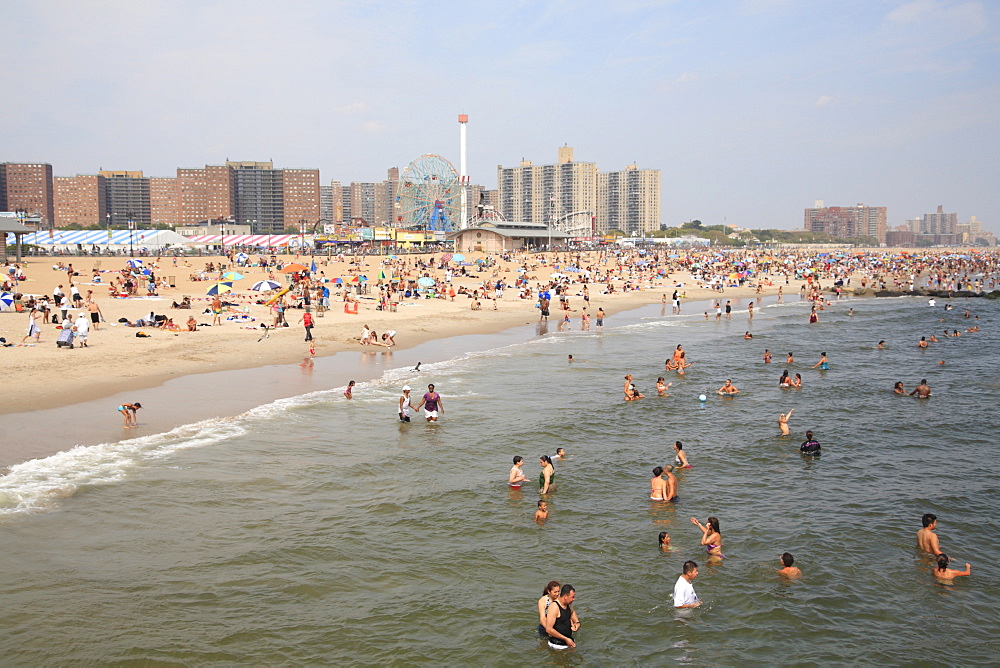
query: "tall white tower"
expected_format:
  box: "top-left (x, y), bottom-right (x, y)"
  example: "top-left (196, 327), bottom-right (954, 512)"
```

top-left (458, 114), bottom-right (468, 228)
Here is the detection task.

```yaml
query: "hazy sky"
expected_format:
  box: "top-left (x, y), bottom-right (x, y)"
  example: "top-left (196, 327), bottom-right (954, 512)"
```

top-left (3, 0), bottom-right (998, 232)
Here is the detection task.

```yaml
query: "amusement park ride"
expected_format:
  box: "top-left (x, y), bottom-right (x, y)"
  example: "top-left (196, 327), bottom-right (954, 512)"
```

top-left (395, 154), bottom-right (462, 232)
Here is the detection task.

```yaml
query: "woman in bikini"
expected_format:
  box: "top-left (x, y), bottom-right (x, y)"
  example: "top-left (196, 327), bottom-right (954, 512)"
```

top-left (691, 516), bottom-right (723, 559)
top-left (650, 466), bottom-right (668, 500)
top-left (537, 581), bottom-right (561, 637)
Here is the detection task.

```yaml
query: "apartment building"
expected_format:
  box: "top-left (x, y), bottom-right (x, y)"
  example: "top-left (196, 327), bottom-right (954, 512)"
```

top-left (597, 164), bottom-right (661, 235)
top-left (0, 162), bottom-right (55, 227)
top-left (804, 203), bottom-right (887, 243)
top-left (54, 174), bottom-right (107, 227)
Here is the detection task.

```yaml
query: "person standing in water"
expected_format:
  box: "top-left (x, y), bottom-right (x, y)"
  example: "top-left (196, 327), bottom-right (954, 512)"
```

top-left (691, 516), bottom-right (723, 559)
top-left (398, 385), bottom-right (415, 422)
top-left (917, 513), bottom-right (942, 555)
top-left (673, 561), bottom-right (701, 608)
top-left (537, 581), bottom-right (561, 637)
top-left (778, 409), bottom-right (794, 435)
top-left (777, 552), bottom-right (802, 578)
top-left (812, 352), bottom-right (829, 370)
top-left (509, 456), bottom-right (527, 488)
top-left (417, 383), bottom-right (443, 421)
top-left (650, 466), bottom-right (668, 501)
top-left (539, 455), bottom-right (556, 494)
top-left (543, 584), bottom-right (580, 649)
top-left (673, 441), bottom-right (691, 468)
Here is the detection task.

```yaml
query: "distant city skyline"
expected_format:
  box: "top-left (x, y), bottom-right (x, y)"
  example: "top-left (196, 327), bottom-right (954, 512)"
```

top-left (2, 0), bottom-right (997, 233)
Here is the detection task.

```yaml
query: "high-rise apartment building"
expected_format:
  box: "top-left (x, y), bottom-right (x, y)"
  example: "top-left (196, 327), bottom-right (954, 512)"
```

top-left (178, 168), bottom-right (209, 226)
top-left (232, 162), bottom-right (284, 234)
top-left (100, 170), bottom-right (151, 226)
top-left (804, 204), bottom-right (887, 243)
top-left (54, 174), bottom-right (107, 227)
top-left (497, 147), bottom-right (599, 226)
top-left (350, 182), bottom-right (378, 225)
top-left (597, 164), bottom-right (661, 235)
top-left (150, 177), bottom-right (180, 225)
top-left (320, 185), bottom-right (333, 223)
top-left (921, 205), bottom-right (957, 235)
top-left (0, 163), bottom-right (55, 227)
top-left (282, 168), bottom-right (321, 231)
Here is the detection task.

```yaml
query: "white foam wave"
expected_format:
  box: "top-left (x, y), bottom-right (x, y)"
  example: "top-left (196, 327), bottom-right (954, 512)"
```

top-left (0, 419), bottom-right (247, 518)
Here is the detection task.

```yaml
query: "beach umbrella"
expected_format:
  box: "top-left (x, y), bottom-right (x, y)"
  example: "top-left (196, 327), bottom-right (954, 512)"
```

top-left (378, 270), bottom-right (393, 280)
top-left (417, 277), bottom-right (435, 288)
top-left (206, 282), bottom-right (233, 296)
top-left (0, 293), bottom-right (13, 309)
top-left (251, 280), bottom-right (282, 291)
top-left (440, 252), bottom-right (453, 262)
top-left (280, 263), bottom-right (308, 273)
top-left (222, 271), bottom-right (244, 281)
top-left (235, 252), bottom-right (249, 263)
top-left (126, 259), bottom-right (143, 268)
top-left (452, 253), bottom-right (465, 262)
top-left (334, 277), bottom-right (344, 284)
top-left (142, 268), bottom-right (152, 275)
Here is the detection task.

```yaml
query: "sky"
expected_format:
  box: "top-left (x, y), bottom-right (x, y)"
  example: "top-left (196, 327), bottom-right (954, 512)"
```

top-left (2, 0), bottom-right (998, 233)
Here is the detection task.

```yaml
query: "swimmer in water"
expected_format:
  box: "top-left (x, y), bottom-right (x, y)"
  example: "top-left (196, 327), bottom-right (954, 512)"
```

top-left (659, 532), bottom-right (672, 551)
top-left (909, 379), bottom-right (931, 398)
top-left (812, 352), bottom-right (829, 370)
top-left (893, 381), bottom-right (907, 395)
top-left (534, 500), bottom-right (549, 523)
top-left (933, 553), bottom-right (970, 581)
top-left (554, 447), bottom-right (566, 461)
top-left (791, 373), bottom-right (803, 388)
top-left (655, 377), bottom-right (672, 396)
top-left (777, 552), bottom-right (802, 578)
top-left (623, 374), bottom-right (633, 399)
top-left (673, 441), bottom-right (691, 468)
top-left (625, 383), bottom-right (645, 400)
top-left (675, 354), bottom-right (694, 375)
top-left (877, 340), bottom-right (886, 349)
top-left (539, 455), bottom-right (555, 494)
top-left (778, 408), bottom-right (794, 435)
top-left (918, 336), bottom-right (928, 348)
top-left (344, 380), bottom-right (355, 399)
top-left (509, 456), bottom-right (527, 487)
top-left (779, 370), bottom-right (791, 387)
top-left (787, 352), bottom-right (794, 364)
top-left (929, 334), bottom-right (939, 342)
top-left (717, 379), bottom-right (739, 395)
top-left (691, 516), bottom-right (723, 559)
top-left (744, 331), bottom-right (753, 339)
top-left (763, 349), bottom-right (772, 364)
top-left (650, 466), bottom-right (667, 501)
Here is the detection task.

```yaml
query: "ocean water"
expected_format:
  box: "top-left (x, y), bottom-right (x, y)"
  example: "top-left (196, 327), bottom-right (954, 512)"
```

top-left (0, 294), bottom-right (997, 665)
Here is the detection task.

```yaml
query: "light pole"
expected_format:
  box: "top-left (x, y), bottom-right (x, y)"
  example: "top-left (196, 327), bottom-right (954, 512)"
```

top-left (128, 211), bottom-right (135, 257)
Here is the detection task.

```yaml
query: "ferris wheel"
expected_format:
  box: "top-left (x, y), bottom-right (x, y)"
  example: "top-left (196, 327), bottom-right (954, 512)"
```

top-left (396, 154), bottom-right (461, 231)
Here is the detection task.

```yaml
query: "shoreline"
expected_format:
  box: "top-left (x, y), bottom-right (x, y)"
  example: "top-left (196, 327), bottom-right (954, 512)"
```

top-left (0, 291), bottom-right (784, 470)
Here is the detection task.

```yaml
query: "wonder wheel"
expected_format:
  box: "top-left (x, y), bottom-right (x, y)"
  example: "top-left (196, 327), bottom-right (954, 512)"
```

top-left (395, 154), bottom-right (461, 231)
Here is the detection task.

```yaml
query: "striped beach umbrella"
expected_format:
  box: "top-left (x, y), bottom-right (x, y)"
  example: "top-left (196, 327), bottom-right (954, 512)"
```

top-left (206, 282), bottom-right (234, 296)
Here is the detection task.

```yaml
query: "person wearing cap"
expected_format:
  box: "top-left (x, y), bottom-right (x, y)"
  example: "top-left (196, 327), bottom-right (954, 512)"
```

top-left (398, 386), bottom-right (416, 422)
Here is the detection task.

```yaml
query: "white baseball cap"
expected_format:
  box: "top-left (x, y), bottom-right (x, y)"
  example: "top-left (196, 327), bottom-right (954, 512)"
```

top-left (402, 385), bottom-right (411, 391)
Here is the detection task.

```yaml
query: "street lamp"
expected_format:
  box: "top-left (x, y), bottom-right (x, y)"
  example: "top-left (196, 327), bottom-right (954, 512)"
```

top-left (128, 211), bottom-right (135, 257)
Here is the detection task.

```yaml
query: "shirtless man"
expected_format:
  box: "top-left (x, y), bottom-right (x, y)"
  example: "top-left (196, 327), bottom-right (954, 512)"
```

top-left (909, 379), bottom-right (931, 398)
top-left (86, 297), bottom-right (103, 331)
top-left (717, 379), bottom-right (739, 395)
top-left (777, 552), bottom-right (802, 579)
top-left (917, 336), bottom-right (928, 348)
top-left (663, 465), bottom-right (678, 501)
top-left (917, 513), bottom-right (942, 555)
top-left (778, 409), bottom-right (794, 435)
top-left (650, 466), bottom-right (668, 501)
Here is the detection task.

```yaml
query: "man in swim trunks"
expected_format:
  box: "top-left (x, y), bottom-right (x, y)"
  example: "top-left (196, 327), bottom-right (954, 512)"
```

top-left (543, 584), bottom-right (580, 649)
top-left (417, 383), bottom-right (443, 422)
top-left (717, 379), bottom-right (739, 395)
top-left (909, 379), bottom-right (931, 398)
top-left (917, 513), bottom-right (942, 555)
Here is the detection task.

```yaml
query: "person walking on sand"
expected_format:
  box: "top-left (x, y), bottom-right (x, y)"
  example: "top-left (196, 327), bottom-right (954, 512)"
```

top-left (21, 307), bottom-right (42, 344)
top-left (86, 297), bottom-right (103, 331)
top-left (211, 295), bottom-right (223, 326)
top-left (298, 309), bottom-right (314, 341)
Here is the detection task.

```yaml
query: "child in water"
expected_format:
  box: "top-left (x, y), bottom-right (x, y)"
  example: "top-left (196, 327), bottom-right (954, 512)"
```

top-left (344, 380), bottom-right (355, 399)
top-left (534, 500), bottom-right (548, 523)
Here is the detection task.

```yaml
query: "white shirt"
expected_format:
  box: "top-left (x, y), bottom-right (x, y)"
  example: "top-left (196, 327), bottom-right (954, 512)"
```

top-left (75, 317), bottom-right (90, 336)
top-left (673, 575), bottom-right (698, 607)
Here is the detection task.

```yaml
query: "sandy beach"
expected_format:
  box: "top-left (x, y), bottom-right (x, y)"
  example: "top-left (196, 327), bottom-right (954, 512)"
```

top-left (2, 250), bottom-right (786, 416)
